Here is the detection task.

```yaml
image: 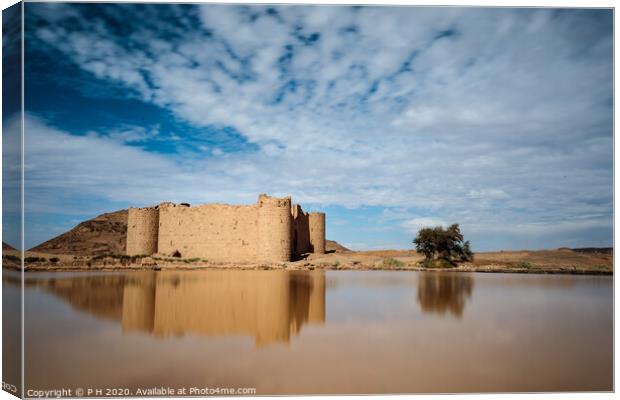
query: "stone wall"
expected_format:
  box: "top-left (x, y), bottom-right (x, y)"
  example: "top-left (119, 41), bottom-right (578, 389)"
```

top-left (126, 194), bottom-right (326, 262)
top-left (126, 207), bottom-right (159, 256)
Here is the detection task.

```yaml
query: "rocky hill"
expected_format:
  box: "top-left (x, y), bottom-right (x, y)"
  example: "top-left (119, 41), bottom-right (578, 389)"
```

top-left (29, 209), bottom-right (350, 256)
top-left (30, 210), bottom-right (128, 256)
top-left (326, 240), bottom-right (350, 253)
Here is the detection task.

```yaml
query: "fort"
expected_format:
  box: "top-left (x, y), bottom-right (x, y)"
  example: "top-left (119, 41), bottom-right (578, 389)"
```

top-left (126, 194), bottom-right (326, 262)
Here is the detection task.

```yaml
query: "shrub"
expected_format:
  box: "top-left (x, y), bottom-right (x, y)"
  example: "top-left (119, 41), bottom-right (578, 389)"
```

top-left (413, 224), bottom-right (473, 267)
top-left (49, 257), bottom-right (60, 264)
top-left (25, 256), bottom-right (47, 263)
top-left (3, 255), bottom-right (21, 263)
top-left (512, 261), bottom-right (533, 269)
top-left (420, 259), bottom-right (454, 269)
top-left (383, 257), bottom-right (404, 268)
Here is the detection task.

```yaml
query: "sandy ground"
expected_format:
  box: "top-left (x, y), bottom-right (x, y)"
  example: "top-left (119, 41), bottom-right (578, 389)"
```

top-left (2, 248), bottom-right (612, 275)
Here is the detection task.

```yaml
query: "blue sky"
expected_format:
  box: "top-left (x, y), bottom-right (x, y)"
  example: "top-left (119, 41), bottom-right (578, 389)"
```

top-left (8, 4), bottom-right (613, 251)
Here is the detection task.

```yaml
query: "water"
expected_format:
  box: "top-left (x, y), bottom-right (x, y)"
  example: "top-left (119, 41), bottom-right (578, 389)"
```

top-left (5, 270), bottom-right (613, 394)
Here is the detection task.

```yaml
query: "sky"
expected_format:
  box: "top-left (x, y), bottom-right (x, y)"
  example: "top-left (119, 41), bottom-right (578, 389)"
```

top-left (5, 4), bottom-right (613, 251)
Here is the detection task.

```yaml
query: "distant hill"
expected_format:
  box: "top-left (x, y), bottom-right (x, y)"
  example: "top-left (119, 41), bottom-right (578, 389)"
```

top-left (30, 209), bottom-right (350, 256)
top-left (570, 247), bottom-right (613, 255)
top-left (2, 241), bottom-right (20, 268)
top-left (30, 210), bottom-right (128, 256)
top-left (326, 240), bottom-right (351, 253)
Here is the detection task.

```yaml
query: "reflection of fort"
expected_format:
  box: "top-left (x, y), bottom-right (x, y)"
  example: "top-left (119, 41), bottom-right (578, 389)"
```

top-left (122, 271), bottom-right (325, 345)
top-left (417, 273), bottom-right (474, 317)
top-left (33, 271), bottom-right (326, 346)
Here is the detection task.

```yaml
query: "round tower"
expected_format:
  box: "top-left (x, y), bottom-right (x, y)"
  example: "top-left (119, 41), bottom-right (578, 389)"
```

top-left (309, 212), bottom-right (326, 254)
top-left (257, 194), bottom-right (292, 262)
top-left (126, 207), bottom-right (159, 256)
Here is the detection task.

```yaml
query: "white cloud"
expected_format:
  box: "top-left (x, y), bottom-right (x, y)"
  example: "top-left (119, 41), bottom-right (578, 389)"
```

top-left (466, 189), bottom-right (509, 200)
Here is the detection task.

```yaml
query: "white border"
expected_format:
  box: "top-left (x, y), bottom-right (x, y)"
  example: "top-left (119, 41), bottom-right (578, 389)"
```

top-left (0, 1), bottom-right (615, 400)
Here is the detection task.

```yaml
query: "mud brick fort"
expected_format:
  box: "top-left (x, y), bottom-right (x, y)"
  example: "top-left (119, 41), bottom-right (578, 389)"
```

top-left (126, 194), bottom-right (326, 262)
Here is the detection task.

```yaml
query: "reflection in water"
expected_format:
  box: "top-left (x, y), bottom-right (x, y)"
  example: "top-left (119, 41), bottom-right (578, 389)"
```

top-left (18, 271), bottom-right (613, 393)
top-left (35, 270), bottom-right (325, 346)
top-left (34, 274), bottom-right (126, 321)
top-left (3, 273), bottom-right (22, 395)
top-left (417, 273), bottom-right (474, 317)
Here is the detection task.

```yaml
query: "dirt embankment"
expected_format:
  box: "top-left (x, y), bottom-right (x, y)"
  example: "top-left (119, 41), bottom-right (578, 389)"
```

top-left (6, 247), bottom-right (612, 275)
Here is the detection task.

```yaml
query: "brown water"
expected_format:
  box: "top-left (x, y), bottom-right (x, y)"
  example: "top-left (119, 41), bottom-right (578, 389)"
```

top-left (6, 270), bottom-right (613, 395)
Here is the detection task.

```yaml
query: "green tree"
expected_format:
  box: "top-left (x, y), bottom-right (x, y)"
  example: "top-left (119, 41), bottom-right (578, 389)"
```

top-left (413, 224), bottom-right (473, 267)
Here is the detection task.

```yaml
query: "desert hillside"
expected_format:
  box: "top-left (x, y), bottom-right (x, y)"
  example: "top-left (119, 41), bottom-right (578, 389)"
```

top-left (29, 210), bottom-right (350, 256)
top-left (326, 240), bottom-right (350, 253)
top-left (30, 210), bottom-right (128, 255)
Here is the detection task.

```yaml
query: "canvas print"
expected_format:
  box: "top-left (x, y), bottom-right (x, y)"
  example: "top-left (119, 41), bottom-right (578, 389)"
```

top-left (2, 2), bottom-right (614, 397)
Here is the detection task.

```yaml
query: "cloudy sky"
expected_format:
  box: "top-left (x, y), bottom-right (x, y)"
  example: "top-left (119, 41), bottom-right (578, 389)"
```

top-left (9, 4), bottom-right (613, 251)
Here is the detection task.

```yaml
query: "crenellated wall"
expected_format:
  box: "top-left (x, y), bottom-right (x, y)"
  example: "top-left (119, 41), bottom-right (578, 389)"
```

top-left (126, 207), bottom-right (159, 256)
top-left (309, 212), bottom-right (326, 254)
top-left (126, 194), bottom-right (325, 262)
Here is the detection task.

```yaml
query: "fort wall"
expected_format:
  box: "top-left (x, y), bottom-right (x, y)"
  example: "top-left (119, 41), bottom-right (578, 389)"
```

top-left (309, 212), bottom-right (326, 254)
top-left (292, 204), bottom-right (311, 255)
top-left (126, 194), bottom-right (326, 262)
top-left (158, 203), bottom-right (259, 261)
top-left (126, 207), bottom-right (159, 256)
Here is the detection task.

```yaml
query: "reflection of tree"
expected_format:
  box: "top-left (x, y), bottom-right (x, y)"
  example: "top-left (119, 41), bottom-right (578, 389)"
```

top-left (417, 273), bottom-right (474, 317)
